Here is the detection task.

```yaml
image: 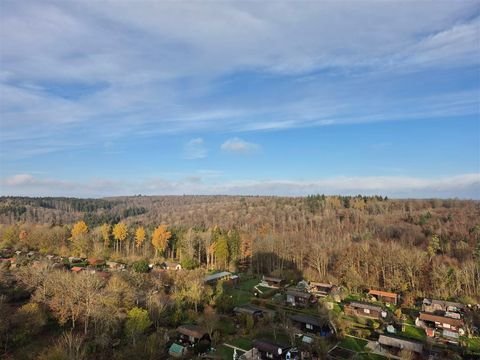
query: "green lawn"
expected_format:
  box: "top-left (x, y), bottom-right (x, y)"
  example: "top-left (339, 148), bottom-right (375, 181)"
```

top-left (225, 287), bottom-right (253, 306)
top-left (400, 324), bottom-right (426, 341)
top-left (237, 276), bottom-right (260, 291)
top-left (338, 337), bottom-right (368, 352)
top-left (465, 337), bottom-right (480, 353)
top-left (216, 345), bottom-right (245, 359)
top-left (230, 337), bottom-right (252, 350)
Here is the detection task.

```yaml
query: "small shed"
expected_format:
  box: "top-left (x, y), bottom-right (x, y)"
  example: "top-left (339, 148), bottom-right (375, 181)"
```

top-left (261, 276), bottom-right (285, 288)
top-left (290, 314), bottom-right (332, 336)
top-left (286, 290), bottom-right (317, 307)
top-left (378, 335), bottom-right (423, 354)
top-left (368, 289), bottom-right (398, 305)
top-left (204, 271), bottom-right (232, 284)
top-left (234, 304), bottom-right (264, 319)
top-left (176, 324), bottom-right (210, 345)
top-left (309, 282), bottom-right (336, 297)
top-left (253, 339), bottom-right (290, 360)
top-left (168, 343), bottom-right (188, 358)
top-left (344, 302), bottom-right (384, 319)
top-left (161, 261), bottom-right (182, 271)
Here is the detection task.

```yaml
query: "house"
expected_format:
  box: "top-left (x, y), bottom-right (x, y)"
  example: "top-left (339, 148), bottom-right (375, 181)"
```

top-left (422, 299), bottom-right (465, 314)
top-left (204, 271), bottom-right (232, 284)
top-left (378, 335), bottom-right (423, 355)
top-left (285, 290), bottom-right (317, 307)
top-left (161, 261), bottom-right (182, 270)
top-left (261, 276), bottom-right (285, 288)
top-left (344, 302), bottom-right (385, 319)
top-left (168, 343), bottom-right (188, 358)
top-left (368, 289), bottom-right (398, 305)
top-left (176, 325), bottom-right (210, 346)
top-left (252, 340), bottom-right (290, 360)
top-left (309, 282), bottom-right (336, 297)
top-left (71, 266), bottom-right (83, 273)
top-left (417, 312), bottom-right (464, 333)
top-left (290, 314), bottom-right (333, 336)
top-left (234, 304), bottom-right (264, 320)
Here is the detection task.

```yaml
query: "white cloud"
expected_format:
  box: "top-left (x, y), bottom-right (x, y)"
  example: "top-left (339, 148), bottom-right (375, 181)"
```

top-left (183, 138), bottom-right (207, 159)
top-left (1, 173), bottom-right (479, 199)
top-left (221, 137), bottom-right (259, 154)
top-left (0, 2), bottom-right (478, 157)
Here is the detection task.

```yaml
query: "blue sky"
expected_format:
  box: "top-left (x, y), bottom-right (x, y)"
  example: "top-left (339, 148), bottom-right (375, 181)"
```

top-left (0, 0), bottom-right (479, 198)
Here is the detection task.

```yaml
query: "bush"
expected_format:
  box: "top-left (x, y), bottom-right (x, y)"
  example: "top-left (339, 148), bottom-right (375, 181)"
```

top-left (132, 260), bottom-right (149, 273)
top-left (181, 257), bottom-right (199, 270)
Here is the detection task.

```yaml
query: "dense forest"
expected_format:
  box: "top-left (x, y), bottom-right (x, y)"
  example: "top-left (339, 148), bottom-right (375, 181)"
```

top-left (1, 195), bottom-right (479, 301)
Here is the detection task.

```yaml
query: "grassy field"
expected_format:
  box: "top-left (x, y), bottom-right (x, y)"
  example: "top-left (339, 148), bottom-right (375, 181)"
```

top-left (338, 336), bottom-right (368, 352)
top-left (400, 324), bottom-right (426, 341)
top-left (465, 337), bottom-right (480, 353)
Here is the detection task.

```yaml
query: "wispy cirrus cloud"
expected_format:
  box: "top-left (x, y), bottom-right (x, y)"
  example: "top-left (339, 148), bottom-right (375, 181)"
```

top-left (221, 137), bottom-right (260, 154)
top-left (183, 138), bottom-right (207, 159)
top-left (0, 1), bottom-right (479, 158)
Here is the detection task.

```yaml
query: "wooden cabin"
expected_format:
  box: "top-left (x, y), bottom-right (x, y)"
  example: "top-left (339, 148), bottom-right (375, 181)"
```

top-left (422, 299), bottom-right (465, 314)
top-left (309, 282), bottom-right (336, 297)
top-left (252, 340), bottom-right (291, 360)
top-left (344, 302), bottom-right (385, 319)
top-left (233, 304), bottom-right (264, 320)
top-left (418, 312), bottom-right (464, 333)
top-left (176, 324), bottom-right (210, 346)
top-left (204, 271), bottom-right (232, 284)
top-left (290, 314), bottom-right (332, 336)
top-left (161, 261), bottom-right (182, 270)
top-left (368, 289), bottom-right (398, 305)
top-left (378, 335), bottom-right (423, 355)
top-left (285, 290), bottom-right (317, 307)
top-left (261, 276), bottom-right (285, 288)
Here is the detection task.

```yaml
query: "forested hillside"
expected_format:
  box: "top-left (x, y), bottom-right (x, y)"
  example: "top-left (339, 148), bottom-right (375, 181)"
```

top-left (1, 195), bottom-right (479, 301)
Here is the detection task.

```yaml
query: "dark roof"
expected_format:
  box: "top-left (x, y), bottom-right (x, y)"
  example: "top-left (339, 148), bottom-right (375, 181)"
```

top-left (286, 290), bottom-right (313, 299)
top-left (419, 312), bottom-right (464, 327)
top-left (348, 302), bottom-right (383, 312)
top-left (177, 324), bottom-right (207, 338)
top-left (290, 314), bottom-right (325, 327)
top-left (253, 340), bottom-right (289, 354)
top-left (263, 276), bottom-right (283, 283)
top-left (234, 304), bottom-right (263, 315)
top-left (378, 335), bottom-right (423, 353)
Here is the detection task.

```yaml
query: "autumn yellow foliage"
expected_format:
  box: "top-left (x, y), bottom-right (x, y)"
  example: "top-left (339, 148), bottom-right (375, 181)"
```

top-left (135, 226), bottom-right (146, 248)
top-left (151, 225), bottom-right (171, 257)
top-left (71, 221), bottom-right (88, 239)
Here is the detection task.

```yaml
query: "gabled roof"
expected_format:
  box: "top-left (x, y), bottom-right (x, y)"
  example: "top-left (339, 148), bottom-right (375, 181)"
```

top-left (71, 266), bottom-right (83, 272)
top-left (234, 304), bottom-right (263, 315)
top-left (348, 302), bottom-right (383, 312)
top-left (378, 335), bottom-right (423, 353)
top-left (177, 324), bottom-right (207, 339)
top-left (419, 312), bottom-right (464, 327)
top-left (253, 339), bottom-right (289, 354)
top-left (286, 290), bottom-right (313, 299)
top-left (204, 271), bottom-right (231, 282)
top-left (290, 314), bottom-right (325, 327)
top-left (369, 289), bottom-right (397, 298)
top-left (310, 282), bottom-right (334, 288)
top-left (262, 275), bottom-right (283, 283)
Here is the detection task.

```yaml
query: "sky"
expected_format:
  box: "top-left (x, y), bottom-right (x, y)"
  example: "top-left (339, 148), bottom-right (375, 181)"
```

top-left (0, 0), bottom-right (479, 198)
